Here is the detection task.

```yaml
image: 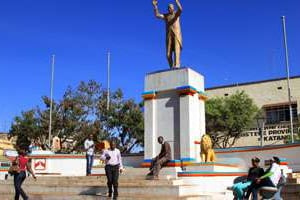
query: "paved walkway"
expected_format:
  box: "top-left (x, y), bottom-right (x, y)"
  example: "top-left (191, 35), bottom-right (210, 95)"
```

top-left (1, 194), bottom-right (202, 200)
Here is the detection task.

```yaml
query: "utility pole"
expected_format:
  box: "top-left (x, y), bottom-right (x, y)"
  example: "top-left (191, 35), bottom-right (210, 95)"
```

top-left (281, 16), bottom-right (294, 143)
top-left (107, 51), bottom-right (111, 110)
top-left (48, 55), bottom-right (55, 147)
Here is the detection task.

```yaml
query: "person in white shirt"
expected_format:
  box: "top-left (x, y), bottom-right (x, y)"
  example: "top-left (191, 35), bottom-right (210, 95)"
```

top-left (100, 140), bottom-right (124, 199)
top-left (84, 134), bottom-right (95, 176)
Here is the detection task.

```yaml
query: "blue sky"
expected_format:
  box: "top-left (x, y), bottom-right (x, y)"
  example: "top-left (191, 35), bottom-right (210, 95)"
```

top-left (0, 0), bottom-right (299, 132)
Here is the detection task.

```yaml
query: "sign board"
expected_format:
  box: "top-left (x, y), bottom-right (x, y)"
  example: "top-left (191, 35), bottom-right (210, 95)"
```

top-left (233, 123), bottom-right (300, 146)
top-left (34, 159), bottom-right (47, 170)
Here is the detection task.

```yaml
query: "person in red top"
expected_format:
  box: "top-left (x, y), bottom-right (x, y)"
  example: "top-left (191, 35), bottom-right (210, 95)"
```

top-left (14, 148), bottom-right (36, 200)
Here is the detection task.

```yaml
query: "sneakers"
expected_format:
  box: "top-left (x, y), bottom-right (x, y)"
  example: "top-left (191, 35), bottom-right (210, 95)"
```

top-left (147, 171), bottom-right (153, 176)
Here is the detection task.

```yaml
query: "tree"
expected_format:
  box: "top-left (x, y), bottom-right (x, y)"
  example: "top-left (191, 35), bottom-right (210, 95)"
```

top-left (98, 89), bottom-right (144, 153)
top-left (9, 110), bottom-right (43, 150)
top-left (205, 91), bottom-right (258, 148)
top-left (9, 80), bottom-right (144, 153)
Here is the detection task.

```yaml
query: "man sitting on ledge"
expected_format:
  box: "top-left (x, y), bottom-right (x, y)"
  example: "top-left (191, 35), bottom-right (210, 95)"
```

top-left (147, 136), bottom-right (171, 180)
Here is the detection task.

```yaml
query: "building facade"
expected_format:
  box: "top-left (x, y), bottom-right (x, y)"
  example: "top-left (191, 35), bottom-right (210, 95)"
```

top-left (206, 76), bottom-right (300, 147)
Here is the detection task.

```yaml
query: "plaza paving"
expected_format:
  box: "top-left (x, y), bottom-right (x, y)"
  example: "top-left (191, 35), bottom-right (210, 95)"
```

top-left (1, 173), bottom-right (300, 199)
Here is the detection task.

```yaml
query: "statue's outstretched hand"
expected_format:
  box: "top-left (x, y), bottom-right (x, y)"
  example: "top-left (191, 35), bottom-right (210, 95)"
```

top-left (175, 0), bottom-right (182, 11)
top-left (152, 0), bottom-right (158, 7)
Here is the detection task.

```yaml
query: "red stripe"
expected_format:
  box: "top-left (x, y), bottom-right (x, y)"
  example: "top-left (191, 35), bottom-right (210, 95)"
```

top-left (35, 173), bottom-right (61, 175)
top-left (142, 162), bottom-right (239, 168)
top-left (29, 155), bottom-right (86, 159)
top-left (188, 163), bottom-right (239, 168)
top-left (141, 163), bottom-right (181, 167)
top-left (178, 173), bottom-right (247, 177)
top-left (89, 174), bottom-right (106, 176)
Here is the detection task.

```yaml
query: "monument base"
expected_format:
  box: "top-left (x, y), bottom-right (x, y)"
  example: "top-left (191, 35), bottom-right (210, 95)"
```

top-left (184, 162), bottom-right (245, 173)
top-left (143, 68), bottom-right (207, 162)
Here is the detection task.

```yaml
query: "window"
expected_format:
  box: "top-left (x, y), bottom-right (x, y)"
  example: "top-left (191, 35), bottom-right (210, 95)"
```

top-left (264, 103), bottom-right (298, 124)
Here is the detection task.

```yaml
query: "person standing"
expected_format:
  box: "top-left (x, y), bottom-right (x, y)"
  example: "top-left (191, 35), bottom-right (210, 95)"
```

top-left (100, 140), bottom-right (124, 199)
top-left (84, 134), bottom-right (95, 176)
top-left (147, 136), bottom-right (172, 179)
top-left (14, 148), bottom-right (36, 200)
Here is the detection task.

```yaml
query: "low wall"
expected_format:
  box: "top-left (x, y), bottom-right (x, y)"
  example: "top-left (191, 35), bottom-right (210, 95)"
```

top-left (4, 143), bottom-right (299, 178)
top-left (28, 153), bottom-right (144, 176)
top-left (122, 153), bottom-right (144, 168)
top-left (215, 143), bottom-right (300, 172)
top-left (30, 154), bottom-right (87, 176)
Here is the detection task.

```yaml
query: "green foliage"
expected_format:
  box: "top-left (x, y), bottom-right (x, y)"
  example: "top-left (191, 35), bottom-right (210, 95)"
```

top-left (10, 110), bottom-right (42, 150)
top-left (96, 89), bottom-right (144, 153)
top-left (107, 96), bottom-right (144, 153)
top-left (9, 80), bottom-right (144, 153)
top-left (206, 91), bottom-right (258, 148)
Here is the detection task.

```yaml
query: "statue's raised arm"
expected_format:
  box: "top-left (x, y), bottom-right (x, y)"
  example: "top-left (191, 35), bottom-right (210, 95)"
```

top-left (175, 0), bottom-right (182, 14)
top-left (152, 0), bottom-right (165, 19)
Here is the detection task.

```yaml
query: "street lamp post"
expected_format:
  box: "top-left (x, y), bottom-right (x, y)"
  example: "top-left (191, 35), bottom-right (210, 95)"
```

top-left (256, 117), bottom-right (266, 147)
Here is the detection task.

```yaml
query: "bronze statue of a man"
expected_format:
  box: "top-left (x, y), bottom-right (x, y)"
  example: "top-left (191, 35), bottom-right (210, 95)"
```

top-left (152, 0), bottom-right (183, 69)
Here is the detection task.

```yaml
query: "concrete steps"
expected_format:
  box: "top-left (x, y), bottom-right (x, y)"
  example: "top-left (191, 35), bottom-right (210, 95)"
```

top-left (1, 176), bottom-right (183, 186)
top-left (281, 173), bottom-right (300, 200)
top-left (2, 174), bottom-right (300, 199)
top-left (0, 194), bottom-right (220, 200)
top-left (0, 176), bottom-right (230, 200)
top-left (0, 183), bottom-right (188, 195)
top-left (282, 183), bottom-right (300, 200)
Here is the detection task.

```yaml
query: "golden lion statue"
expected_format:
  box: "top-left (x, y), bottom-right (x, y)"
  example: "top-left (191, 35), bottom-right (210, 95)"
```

top-left (200, 134), bottom-right (216, 162)
top-left (96, 140), bottom-right (110, 151)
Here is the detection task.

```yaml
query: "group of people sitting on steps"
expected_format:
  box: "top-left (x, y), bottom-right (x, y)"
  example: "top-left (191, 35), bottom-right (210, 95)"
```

top-left (146, 136), bottom-right (286, 200)
top-left (231, 156), bottom-right (285, 200)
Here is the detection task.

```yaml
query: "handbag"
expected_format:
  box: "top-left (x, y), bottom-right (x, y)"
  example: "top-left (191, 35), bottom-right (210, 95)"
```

top-left (8, 158), bottom-right (20, 175)
top-left (277, 169), bottom-right (286, 187)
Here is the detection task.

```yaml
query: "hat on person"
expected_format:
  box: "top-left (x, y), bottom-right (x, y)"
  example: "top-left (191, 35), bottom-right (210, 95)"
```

top-left (252, 157), bottom-right (260, 163)
top-left (273, 156), bottom-right (280, 163)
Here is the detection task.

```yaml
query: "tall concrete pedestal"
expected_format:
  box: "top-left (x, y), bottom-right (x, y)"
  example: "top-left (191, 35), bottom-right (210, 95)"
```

top-left (143, 68), bottom-right (207, 162)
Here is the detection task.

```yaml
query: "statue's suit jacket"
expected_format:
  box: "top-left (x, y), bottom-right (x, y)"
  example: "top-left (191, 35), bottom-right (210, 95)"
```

top-left (164, 10), bottom-right (182, 50)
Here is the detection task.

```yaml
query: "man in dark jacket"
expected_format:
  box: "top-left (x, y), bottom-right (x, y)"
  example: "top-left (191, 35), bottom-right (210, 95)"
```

top-left (244, 157), bottom-right (265, 199)
top-left (147, 136), bottom-right (171, 179)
